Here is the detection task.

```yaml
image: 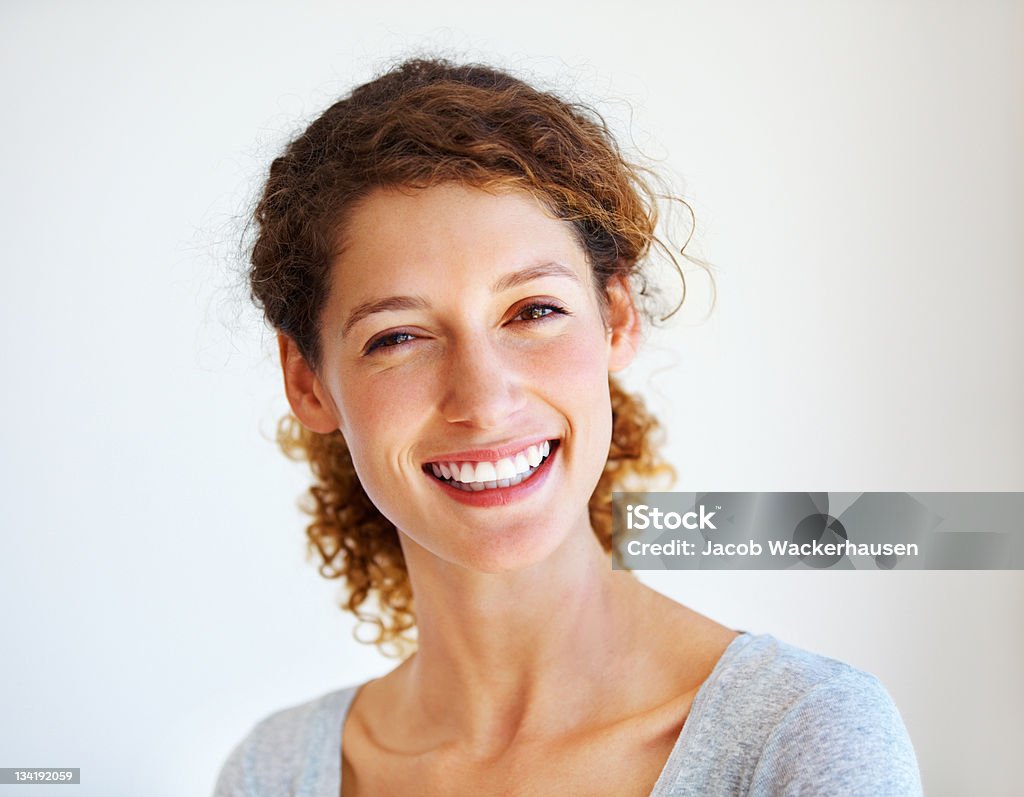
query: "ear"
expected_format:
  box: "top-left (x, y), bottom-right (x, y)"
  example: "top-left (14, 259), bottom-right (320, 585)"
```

top-left (605, 275), bottom-right (642, 372)
top-left (277, 333), bottom-right (341, 434)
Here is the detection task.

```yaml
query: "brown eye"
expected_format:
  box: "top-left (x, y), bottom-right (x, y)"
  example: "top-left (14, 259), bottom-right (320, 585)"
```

top-left (516, 303), bottom-right (569, 322)
top-left (365, 331), bottom-right (416, 355)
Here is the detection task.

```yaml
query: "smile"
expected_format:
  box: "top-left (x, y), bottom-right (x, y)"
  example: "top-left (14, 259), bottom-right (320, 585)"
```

top-left (425, 441), bottom-right (557, 492)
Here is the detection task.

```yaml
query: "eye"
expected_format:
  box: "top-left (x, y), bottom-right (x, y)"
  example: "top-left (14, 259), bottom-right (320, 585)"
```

top-left (514, 302), bottom-right (570, 322)
top-left (364, 331), bottom-right (416, 355)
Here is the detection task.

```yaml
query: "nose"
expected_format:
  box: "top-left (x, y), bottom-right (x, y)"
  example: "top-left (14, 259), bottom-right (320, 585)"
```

top-left (439, 338), bottom-right (526, 429)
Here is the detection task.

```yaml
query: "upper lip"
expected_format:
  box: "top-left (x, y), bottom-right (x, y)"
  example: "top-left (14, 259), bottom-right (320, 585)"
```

top-left (422, 436), bottom-right (556, 464)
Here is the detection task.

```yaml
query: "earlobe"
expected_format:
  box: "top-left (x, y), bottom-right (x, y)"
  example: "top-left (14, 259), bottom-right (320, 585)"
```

top-left (277, 333), bottom-right (341, 434)
top-left (605, 275), bottom-right (642, 372)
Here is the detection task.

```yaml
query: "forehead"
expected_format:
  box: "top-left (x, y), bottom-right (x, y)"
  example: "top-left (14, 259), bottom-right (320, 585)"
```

top-left (331, 183), bottom-right (589, 298)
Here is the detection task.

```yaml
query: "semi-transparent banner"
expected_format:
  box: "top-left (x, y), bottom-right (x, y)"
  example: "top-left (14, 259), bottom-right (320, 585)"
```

top-left (611, 492), bottom-right (1024, 570)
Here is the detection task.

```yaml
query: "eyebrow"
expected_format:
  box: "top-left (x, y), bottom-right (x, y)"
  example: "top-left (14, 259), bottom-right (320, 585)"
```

top-left (492, 261), bottom-right (581, 293)
top-left (341, 295), bottom-right (429, 337)
top-left (340, 261), bottom-right (581, 338)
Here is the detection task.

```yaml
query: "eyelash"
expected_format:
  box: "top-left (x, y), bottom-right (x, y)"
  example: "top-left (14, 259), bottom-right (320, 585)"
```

top-left (363, 302), bottom-right (571, 355)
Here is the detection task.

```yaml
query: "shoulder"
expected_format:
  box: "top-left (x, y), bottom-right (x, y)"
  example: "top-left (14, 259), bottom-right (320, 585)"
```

top-left (707, 632), bottom-right (868, 701)
top-left (212, 686), bottom-right (358, 797)
top-left (670, 633), bottom-right (922, 796)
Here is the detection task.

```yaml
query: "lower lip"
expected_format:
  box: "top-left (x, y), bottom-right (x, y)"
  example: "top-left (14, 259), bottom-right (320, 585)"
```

top-left (427, 444), bottom-right (558, 507)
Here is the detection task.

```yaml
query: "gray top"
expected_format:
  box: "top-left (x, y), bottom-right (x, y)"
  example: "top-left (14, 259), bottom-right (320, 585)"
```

top-left (213, 633), bottom-right (922, 796)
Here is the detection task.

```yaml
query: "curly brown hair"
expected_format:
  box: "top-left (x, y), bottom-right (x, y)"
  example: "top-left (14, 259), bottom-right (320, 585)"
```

top-left (248, 58), bottom-right (691, 656)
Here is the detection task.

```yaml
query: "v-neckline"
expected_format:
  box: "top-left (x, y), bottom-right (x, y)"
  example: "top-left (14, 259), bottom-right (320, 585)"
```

top-left (331, 632), bottom-right (752, 797)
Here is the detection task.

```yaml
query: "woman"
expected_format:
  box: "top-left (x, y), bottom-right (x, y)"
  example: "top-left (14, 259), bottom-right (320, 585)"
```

top-left (215, 58), bottom-right (921, 796)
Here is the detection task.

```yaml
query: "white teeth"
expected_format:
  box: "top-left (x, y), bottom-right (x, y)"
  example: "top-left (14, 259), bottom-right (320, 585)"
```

top-left (429, 441), bottom-right (556, 488)
top-left (495, 458), bottom-right (517, 480)
top-left (474, 461), bottom-right (497, 482)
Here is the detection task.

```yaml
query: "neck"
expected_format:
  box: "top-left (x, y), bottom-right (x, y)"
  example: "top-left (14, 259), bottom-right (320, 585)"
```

top-left (394, 515), bottom-right (649, 755)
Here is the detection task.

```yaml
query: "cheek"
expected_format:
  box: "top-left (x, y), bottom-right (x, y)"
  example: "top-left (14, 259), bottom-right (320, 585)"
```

top-left (530, 328), bottom-right (615, 458)
top-left (331, 370), bottom-right (434, 474)
top-left (532, 327), bottom-right (612, 395)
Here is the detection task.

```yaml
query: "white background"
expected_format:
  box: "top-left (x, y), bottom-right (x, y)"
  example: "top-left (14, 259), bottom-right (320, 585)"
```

top-left (2, 1), bottom-right (1022, 795)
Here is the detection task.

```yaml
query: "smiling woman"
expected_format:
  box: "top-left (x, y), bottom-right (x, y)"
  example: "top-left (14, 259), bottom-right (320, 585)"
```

top-left (214, 59), bottom-right (922, 796)
top-left (285, 184), bottom-right (641, 574)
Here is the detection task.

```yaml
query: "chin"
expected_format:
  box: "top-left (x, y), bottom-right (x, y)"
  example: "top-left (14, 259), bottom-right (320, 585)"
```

top-left (430, 501), bottom-right (597, 576)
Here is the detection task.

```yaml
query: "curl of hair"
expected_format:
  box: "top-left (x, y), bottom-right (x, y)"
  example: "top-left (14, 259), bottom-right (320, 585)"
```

top-left (249, 58), bottom-right (696, 656)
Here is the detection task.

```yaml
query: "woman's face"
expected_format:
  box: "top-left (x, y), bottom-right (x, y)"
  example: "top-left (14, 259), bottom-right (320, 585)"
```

top-left (293, 183), bottom-right (638, 573)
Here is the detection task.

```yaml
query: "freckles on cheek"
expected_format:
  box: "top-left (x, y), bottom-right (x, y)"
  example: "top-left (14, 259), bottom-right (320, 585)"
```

top-left (340, 369), bottom-right (434, 450)
top-left (356, 394), bottom-right (393, 435)
top-left (534, 332), bottom-right (612, 390)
